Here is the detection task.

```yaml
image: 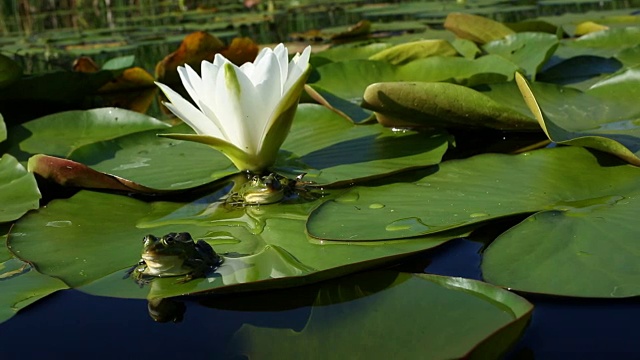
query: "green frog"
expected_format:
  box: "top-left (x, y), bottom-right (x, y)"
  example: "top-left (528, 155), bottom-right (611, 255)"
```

top-left (127, 232), bottom-right (222, 285)
top-left (226, 173), bottom-right (287, 205)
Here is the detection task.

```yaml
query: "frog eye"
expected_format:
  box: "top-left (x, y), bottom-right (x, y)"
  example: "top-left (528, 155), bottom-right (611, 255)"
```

top-left (162, 236), bottom-right (175, 245)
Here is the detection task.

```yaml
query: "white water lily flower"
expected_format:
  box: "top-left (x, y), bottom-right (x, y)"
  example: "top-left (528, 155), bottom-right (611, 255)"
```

top-left (156, 43), bottom-right (311, 172)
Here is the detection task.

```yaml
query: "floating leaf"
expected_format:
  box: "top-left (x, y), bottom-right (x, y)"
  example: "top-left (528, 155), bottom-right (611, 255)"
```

top-left (616, 44), bottom-right (640, 66)
top-left (537, 55), bottom-right (622, 86)
top-left (102, 55), bottom-right (136, 70)
top-left (451, 38), bottom-right (480, 59)
top-left (231, 272), bottom-right (532, 359)
top-left (0, 154), bottom-right (41, 223)
top-left (68, 124), bottom-right (236, 190)
top-left (9, 189), bottom-right (467, 299)
top-left (362, 81), bottom-right (538, 130)
top-left (483, 32), bottom-right (559, 79)
top-left (0, 234), bottom-right (68, 325)
top-left (586, 67), bottom-right (640, 104)
top-left (275, 104), bottom-right (451, 185)
top-left (14, 108), bottom-right (169, 159)
top-left (482, 193), bottom-right (640, 297)
top-left (515, 72), bottom-right (640, 165)
top-left (572, 26), bottom-right (640, 48)
top-left (368, 39), bottom-right (458, 65)
top-left (314, 43), bottom-right (391, 62)
top-left (307, 147), bottom-right (640, 240)
top-left (444, 13), bottom-right (515, 44)
top-left (310, 56), bottom-right (519, 116)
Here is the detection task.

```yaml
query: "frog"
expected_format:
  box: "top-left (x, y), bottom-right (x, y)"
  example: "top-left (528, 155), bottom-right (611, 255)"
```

top-left (226, 173), bottom-right (287, 206)
top-left (126, 232), bottom-right (222, 285)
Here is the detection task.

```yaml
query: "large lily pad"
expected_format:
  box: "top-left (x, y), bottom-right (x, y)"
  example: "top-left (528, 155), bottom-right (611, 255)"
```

top-left (0, 232), bottom-right (68, 325)
top-left (515, 72), bottom-right (640, 165)
top-left (368, 39), bottom-right (458, 65)
top-left (483, 32), bottom-right (559, 79)
top-left (0, 154), bottom-right (40, 223)
top-left (13, 107), bottom-right (169, 159)
top-left (68, 123), bottom-right (236, 190)
top-left (482, 193), bottom-right (640, 297)
top-left (361, 81), bottom-right (538, 130)
top-left (307, 146), bottom-right (640, 240)
top-left (9, 186), bottom-right (469, 299)
top-left (230, 271), bottom-right (532, 359)
top-left (444, 12), bottom-right (515, 44)
top-left (312, 56), bottom-right (519, 103)
top-left (275, 104), bottom-right (451, 185)
top-left (571, 26), bottom-right (640, 48)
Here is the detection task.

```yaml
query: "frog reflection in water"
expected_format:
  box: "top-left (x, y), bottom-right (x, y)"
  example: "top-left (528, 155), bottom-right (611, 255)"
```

top-left (226, 173), bottom-right (287, 205)
top-left (127, 232), bottom-right (222, 285)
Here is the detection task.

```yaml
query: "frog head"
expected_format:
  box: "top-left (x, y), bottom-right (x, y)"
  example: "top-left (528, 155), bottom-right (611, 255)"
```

top-left (234, 173), bottom-right (286, 205)
top-left (140, 232), bottom-right (204, 277)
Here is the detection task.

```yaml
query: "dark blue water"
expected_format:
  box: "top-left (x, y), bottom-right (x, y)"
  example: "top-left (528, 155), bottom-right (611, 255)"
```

top-left (1, 238), bottom-right (639, 359)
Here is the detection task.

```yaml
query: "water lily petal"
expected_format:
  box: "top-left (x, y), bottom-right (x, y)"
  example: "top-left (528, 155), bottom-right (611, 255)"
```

top-left (257, 63), bottom-right (311, 160)
top-left (251, 51), bottom-right (284, 147)
top-left (155, 81), bottom-right (223, 138)
top-left (159, 133), bottom-right (251, 170)
top-left (240, 61), bottom-right (256, 79)
top-left (284, 46), bottom-right (311, 93)
top-left (273, 43), bottom-right (289, 93)
top-left (177, 66), bottom-right (201, 107)
top-left (215, 62), bottom-right (260, 153)
top-left (194, 60), bottom-right (232, 141)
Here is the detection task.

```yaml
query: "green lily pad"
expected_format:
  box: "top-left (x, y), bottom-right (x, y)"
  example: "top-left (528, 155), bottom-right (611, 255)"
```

top-left (483, 32), bottom-right (559, 79)
top-left (102, 55), bottom-right (135, 70)
top-left (572, 26), bottom-right (640, 48)
top-left (482, 193), bottom-right (640, 297)
top-left (9, 188), bottom-right (468, 299)
top-left (444, 12), bottom-right (515, 44)
top-left (275, 104), bottom-right (451, 185)
top-left (0, 246), bottom-right (68, 325)
top-left (586, 67), bottom-right (640, 104)
top-left (361, 82), bottom-right (538, 130)
top-left (314, 43), bottom-right (392, 62)
top-left (307, 146), bottom-right (640, 241)
top-left (451, 38), bottom-right (480, 59)
top-left (68, 123), bottom-right (236, 190)
top-left (537, 55), bottom-right (623, 86)
top-left (14, 107), bottom-right (169, 159)
top-left (515, 72), bottom-right (640, 165)
top-left (0, 154), bottom-right (40, 223)
top-left (368, 39), bottom-right (458, 65)
top-left (616, 44), bottom-right (640, 66)
top-left (312, 56), bottom-right (519, 103)
top-left (230, 272), bottom-right (532, 359)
